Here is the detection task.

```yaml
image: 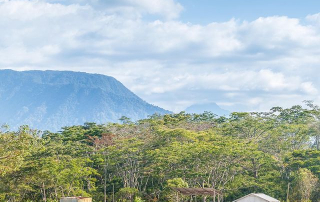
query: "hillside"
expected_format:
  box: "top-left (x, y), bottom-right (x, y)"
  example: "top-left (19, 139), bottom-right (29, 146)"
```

top-left (0, 69), bottom-right (170, 131)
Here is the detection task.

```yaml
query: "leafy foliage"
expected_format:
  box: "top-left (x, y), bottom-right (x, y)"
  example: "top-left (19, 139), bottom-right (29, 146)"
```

top-left (1, 103), bottom-right (320, 201)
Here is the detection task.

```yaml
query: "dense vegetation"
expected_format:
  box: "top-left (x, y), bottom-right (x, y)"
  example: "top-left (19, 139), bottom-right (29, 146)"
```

top-left (1, 102), bottom-right (320, 202)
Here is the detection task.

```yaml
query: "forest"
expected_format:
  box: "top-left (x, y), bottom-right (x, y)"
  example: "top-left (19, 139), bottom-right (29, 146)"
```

top-left (0, 101), bottom-right (320, 202)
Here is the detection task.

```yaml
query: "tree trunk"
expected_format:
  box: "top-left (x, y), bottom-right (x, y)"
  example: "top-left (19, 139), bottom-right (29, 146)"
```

top-left (42, 182), bottom-right (47, 202)
top-left (54, 186), bottom-right (58, 201)
top-left (316, 135), bottom-right (320, 150)
top-left (104, 165), bottom-right (107, 202)
top-left (112, 183), bottom-right (115, 202)
top-left (286, 182), bottom-right (290, 202)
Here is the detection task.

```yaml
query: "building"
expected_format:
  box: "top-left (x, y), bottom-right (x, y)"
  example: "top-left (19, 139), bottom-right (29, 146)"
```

top-left (60, 197), bottom-right (92, 202)
top-left (233, 193), bottom-right (280, 202)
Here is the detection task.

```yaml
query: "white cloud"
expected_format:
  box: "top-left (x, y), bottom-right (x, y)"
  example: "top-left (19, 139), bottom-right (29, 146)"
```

top-left (125, 0), bottom-right (183, 19)
top-left (301, 82), bottom-right (318, 94)
top-left (306, 13), bottom-right (320, 23)
top-left (1, 0), bottom-right (320, 112)
top-left (43, 0), bottom-right (183, 19)
top-left (242, 17), bottom-right (317, 47)
top-left (0, 0), bottom-right (81, 21)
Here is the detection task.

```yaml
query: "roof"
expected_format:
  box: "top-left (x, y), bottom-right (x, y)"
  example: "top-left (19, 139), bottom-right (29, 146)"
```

top-left (171, 188), bottom-right (223, 195)
top-left (233, 193), bottom-right (279, 202)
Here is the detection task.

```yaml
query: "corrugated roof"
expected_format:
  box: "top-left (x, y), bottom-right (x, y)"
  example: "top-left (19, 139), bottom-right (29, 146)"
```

top-left (233, 193), bottom-right (279, 202)
top-left (254, 193), bottom-right (279, 202)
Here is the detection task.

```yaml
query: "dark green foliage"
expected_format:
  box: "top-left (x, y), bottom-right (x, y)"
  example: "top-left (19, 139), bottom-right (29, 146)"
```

top-left (1, 104), bottom-right (320, 201)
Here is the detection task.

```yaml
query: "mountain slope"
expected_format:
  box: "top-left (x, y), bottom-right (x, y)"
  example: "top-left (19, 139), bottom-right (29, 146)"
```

top-left (0, 70), bottom-right (170, 131)
top-left (185, 103), bottom-right (230, 116)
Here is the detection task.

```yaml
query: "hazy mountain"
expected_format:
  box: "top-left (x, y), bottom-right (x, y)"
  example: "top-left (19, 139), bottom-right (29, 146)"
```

top-left (185, 103), bottom-right (230, 116)
top-left (0, 69), bottom-right (170, 131)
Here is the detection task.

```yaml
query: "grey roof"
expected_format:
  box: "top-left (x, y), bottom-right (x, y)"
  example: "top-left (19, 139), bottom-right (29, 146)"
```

top-left (255, 193), bottom-right (279, 202)
top-left (234, 193), bottom-right (279, 202)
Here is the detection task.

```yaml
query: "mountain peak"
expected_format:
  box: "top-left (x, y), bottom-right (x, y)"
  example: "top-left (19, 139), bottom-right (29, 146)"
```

top-left (185, 102), bottom-right (229, 116)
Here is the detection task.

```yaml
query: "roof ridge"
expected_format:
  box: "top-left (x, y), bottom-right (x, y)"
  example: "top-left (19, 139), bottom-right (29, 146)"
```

top-left (233, 193), bottom-right (279, 202)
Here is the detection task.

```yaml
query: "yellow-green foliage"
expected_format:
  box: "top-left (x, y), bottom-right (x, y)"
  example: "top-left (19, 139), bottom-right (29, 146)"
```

top-left (1, 104), bottom-right (320, 202)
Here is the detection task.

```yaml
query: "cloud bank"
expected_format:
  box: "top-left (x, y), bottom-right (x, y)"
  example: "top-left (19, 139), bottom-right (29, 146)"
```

top-left (1, 0), bottom-right (320, 112)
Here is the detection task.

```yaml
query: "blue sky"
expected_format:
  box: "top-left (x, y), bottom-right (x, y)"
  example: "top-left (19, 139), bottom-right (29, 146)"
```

top-left (1, 0), bottom-right (320, 112)
top-left (179, 0), bottom-right (320, 23)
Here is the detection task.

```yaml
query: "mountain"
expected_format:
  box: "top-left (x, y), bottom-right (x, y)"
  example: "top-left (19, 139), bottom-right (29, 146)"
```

top-left (0, 69), bottom-right (170, 131)
top-left (185, 103), bottom-right (230, 116)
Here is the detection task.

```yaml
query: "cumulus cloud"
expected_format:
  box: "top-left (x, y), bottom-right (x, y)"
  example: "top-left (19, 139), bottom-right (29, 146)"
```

top-left (43, 0), bottom-right (183, 19)
top-left (306, 13), bottom-right (320, 23)
top-left (1, 0), bottom-right (320, 112)
top-left (125, 0), bottom-right (183, 19)
top-left (0, 0), bottom-right (81, 20)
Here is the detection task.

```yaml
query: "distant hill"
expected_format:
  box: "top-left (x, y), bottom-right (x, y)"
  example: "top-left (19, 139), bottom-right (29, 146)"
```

top-left (0, 70), bottom-right (170, 131)
top-left (185, 103), bottom-right (230, 116)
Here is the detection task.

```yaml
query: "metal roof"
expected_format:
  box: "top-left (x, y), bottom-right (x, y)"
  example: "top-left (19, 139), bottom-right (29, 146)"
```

top-left (254, 194), bottom-right (279, 202)
top-left (233, 193), bottom-right (279, 202)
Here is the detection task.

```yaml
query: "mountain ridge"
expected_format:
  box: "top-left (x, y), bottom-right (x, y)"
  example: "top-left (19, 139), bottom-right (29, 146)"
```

top-left (0, 69), bottom-right (170, 131)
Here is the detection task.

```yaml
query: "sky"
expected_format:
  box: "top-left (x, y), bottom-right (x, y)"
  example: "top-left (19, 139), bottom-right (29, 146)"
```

top-left (180, 0), bottom-right (320, 23)
top-left (1, 0), bottom-right (320, 112)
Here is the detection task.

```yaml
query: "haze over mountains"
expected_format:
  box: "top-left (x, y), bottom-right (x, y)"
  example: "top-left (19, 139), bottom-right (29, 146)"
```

top-left (185, 103), bottom-right (230, 116)
top-left (0, 70), bottom-right (170, 131)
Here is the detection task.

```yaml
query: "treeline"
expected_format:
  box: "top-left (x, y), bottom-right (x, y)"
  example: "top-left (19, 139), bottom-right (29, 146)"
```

top-left (1, 102), bottom-right (320, 202)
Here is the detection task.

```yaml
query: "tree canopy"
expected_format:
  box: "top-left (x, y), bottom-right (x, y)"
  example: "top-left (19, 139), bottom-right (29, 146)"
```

top-left (1, 103), bottom-right (320, 202)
